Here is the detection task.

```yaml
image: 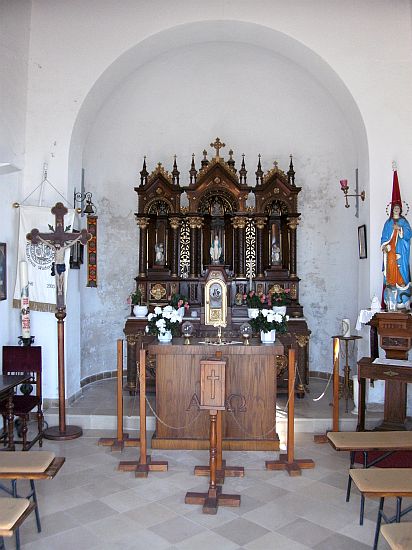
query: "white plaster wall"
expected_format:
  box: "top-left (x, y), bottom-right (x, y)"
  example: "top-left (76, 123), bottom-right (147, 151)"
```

top-left (2, 0), bottom-right (410, 396)
top-left (0, 0), bottom-right (30, 354)
top-left (80, 41), bottom-right (358, 378)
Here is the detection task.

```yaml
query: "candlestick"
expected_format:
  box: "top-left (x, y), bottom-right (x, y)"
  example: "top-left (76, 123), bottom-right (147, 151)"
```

top-left (20, 261), bottom-right (30, 339)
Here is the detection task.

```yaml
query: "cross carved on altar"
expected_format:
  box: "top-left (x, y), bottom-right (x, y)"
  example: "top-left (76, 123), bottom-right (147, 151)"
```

top-left (210, 137), bottom-right (226, 158)
top-left (27, 202), bottom-right (91, 309)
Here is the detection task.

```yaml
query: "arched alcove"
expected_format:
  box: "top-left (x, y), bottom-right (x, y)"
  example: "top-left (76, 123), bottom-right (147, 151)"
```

top-left (67, 20), bottom-right (369, 384)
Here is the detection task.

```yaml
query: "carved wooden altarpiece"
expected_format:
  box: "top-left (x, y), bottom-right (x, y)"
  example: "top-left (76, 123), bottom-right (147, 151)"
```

top-left (124, 139), bottom-right (310, 395)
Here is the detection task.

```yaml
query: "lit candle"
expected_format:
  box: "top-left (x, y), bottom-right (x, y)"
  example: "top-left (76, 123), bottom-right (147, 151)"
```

top-left (20, 261), bottom-right (30, 338)
top-left (340, 179), bottom-right (349, 190)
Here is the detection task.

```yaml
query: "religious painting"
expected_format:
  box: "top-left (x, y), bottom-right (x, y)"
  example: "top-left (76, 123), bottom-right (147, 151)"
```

top-left (358, 225), bottom-right (367, 259)
top-left (0, 243), bottom-right (6, 300)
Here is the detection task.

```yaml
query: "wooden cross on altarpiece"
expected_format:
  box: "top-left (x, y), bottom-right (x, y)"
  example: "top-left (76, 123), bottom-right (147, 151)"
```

top-left (27, 202), bottom-right (91, 441)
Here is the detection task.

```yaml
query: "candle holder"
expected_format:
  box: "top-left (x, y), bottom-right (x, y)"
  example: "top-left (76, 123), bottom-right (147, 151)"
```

top-left (339, 176), bottom-right (365, 217)
top-left (18, 335), bottom-right (35, 347)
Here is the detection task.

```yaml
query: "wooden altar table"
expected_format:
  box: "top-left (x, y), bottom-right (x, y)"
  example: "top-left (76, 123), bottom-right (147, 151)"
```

top-left (149, 338), bottom-right (283, 451)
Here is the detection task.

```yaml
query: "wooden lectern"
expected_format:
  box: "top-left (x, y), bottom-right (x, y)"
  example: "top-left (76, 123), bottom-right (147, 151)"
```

top-left (365, 312), bottom-right (412, 430)
top-left (185, 358), bottom-right (240, 514)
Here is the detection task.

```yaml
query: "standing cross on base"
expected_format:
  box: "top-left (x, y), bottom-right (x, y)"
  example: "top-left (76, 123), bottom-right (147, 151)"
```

top-left (27, 202), bottom-right (91, 440)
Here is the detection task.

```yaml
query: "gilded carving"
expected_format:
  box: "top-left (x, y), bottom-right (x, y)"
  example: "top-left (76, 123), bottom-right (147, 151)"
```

top-left (290, 283), bottom-right (298, 300)
top-left (255, 217), bottom-right (267, 230)
top-left (169, 217), bottom-right (181, 230)
top-left (276, 355), bottom-right (288, 378)
top-left (188, 216), bottom-right (203, 229)
top-left (296, 334), bottom-right (310, 348)
top-left (135, 217), bottom-right (150, 229)
top-left (287, 217), bottom-right (300, 231)
top-left (232, 216), bottom-right (247, 229)
top-left (147, 162), bottom-right (173, 185)
top-left (150, 283), bottom-right (167, 300)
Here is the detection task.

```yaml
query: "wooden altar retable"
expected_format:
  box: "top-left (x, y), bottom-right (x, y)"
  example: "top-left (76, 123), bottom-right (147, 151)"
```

top-left (149, 338), bottom-right (283, 451)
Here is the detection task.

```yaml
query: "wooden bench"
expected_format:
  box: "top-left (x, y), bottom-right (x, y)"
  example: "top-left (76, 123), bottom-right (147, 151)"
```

top-left (381, 522), bottom-right (412, 550)
top-left (349, 468), bottom-right (412, 550)
top-left (0, 498), bottom-right (35, 550)
top-left (327, 430), bottom-right (412, 522)
top-left (0, 451), bottom-right (65, 548)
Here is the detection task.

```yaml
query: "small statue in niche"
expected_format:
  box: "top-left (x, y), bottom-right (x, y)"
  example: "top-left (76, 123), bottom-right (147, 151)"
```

top-left (211, 200), bottom-right (223, 216)
top-left (210, 234), bottom-right (222, 264)
top-left (271, 237), bottom-right (281, 265)
top-left (155, 242), bottom-right (165, 265)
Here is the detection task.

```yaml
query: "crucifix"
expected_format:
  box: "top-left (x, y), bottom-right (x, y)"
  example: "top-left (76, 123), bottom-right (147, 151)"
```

top-left (27, 202), bottom-right (91, 440)
top-left (210, 137), bottom-right (226, 158)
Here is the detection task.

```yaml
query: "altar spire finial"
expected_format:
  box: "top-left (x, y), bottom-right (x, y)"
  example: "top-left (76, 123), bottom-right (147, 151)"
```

top-left (210, 137), bottom-right (225, 158)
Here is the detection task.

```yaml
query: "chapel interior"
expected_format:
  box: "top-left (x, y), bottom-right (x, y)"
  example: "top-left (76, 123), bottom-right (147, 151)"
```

top-left (1, 1), bottom-right (412, 549)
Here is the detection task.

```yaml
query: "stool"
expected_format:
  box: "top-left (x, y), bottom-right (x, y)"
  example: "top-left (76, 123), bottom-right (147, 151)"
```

top-left (0, 498), bottom-right (35, 550)
top-left (349, 468), bottom-right (412, 550)
top-left (381, 522), bottom-right (412, 549)
top-left (327, 430), bottom-right (412, 523)
top-left (0, 451), bottom-right (65, 548)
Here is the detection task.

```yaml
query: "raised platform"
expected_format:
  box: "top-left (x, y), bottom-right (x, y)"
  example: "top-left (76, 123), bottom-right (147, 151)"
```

top-left (44, 377), bottom-right (385, 441)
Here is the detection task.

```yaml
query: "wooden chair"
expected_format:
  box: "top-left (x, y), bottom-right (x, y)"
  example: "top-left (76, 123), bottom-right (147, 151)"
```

top-left (381, 522), bottom-right (412, 549)
top-left (0, 451), bottom-right (65, 548)
top-left (1, 346), bottom-right (43, 450)
top-left (0, 498), bottom-right (35, 550)
top-left (349, 468), bottom-right (412, 550)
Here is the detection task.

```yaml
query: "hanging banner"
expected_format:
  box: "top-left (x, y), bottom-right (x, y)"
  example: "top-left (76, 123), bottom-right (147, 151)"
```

top-left (13, 205), bottom-right (75, 312)
top-left (87, 215), bottom-right (97, 287)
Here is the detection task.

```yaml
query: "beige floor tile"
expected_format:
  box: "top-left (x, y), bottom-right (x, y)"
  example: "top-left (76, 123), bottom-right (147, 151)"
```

top-left (176, 529), bottom-right (240, 549)
top-left (244, 531), bottom-right (311, 549)
top-left (64, 499), bottom-right (118, 524)
top-left (125, 501), bottom-right (179, 528)
top-left (276, 517), bottom-right (334, 547)
top-left (213, 517), bottom-right (269, 546)
top-left (149, 515), bottom-right (207, 544)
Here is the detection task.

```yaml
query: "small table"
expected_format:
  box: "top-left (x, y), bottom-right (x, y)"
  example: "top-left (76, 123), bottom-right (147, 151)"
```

top-left (0, 375), bottom-right (31, 450)
top-left (331, 335), bottom-right (362, 413)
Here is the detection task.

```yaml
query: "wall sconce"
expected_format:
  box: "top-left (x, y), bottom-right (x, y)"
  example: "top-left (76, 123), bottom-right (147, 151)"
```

top-left (339, 171), bottom-right (365, 217)
top-left (74, 191), bottom-right (96, 216)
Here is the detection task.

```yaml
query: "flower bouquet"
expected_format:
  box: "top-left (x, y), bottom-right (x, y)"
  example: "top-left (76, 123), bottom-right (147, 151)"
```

top-left (145, 305), bottom-right (183, 338)
top-left (169, 292), bottom-right (190, 317)
top-left (248, 308), bottom-right (289, 335)
top-left (271, 287), bottom-right (291, 306)
top-left (127, 288), bottom-right (142, 305)
top-left (243, 290), bottom-right (266, 309)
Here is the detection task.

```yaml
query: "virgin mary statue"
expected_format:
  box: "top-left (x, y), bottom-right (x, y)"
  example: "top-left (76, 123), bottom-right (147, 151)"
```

top-left (381, 169), bottom-right (411, 309)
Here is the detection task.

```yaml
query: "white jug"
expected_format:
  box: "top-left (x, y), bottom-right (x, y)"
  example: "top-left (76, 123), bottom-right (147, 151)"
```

top-left (342, 318), bottom-right (351, 337)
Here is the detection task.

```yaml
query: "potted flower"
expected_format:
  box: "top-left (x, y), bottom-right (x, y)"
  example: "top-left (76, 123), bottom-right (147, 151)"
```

top-left (243, 290), bottom-right (266, 318)
top-left (248, 308), bottom-right (289, 343)
top-left (127, 287), bottom-right (148, 318)
top-left (145, 305), bottom-right (183, 342)
top-left (271, 286), bottom-right (291, 316)
top-left (169, 293), bottom-right (190, 317)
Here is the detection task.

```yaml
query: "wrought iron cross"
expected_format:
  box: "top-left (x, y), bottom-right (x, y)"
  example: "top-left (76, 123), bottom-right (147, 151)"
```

top-left (210, 137), bottom-right (226, 158)
top-left (27, 202), bottom-right (91, 308)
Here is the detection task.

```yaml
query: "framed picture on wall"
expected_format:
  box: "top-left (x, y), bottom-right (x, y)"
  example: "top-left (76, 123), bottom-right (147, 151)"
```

top-left (0, 243), bottom-right (6, 300)
top-left (358, 225), bottom-right (367, 259)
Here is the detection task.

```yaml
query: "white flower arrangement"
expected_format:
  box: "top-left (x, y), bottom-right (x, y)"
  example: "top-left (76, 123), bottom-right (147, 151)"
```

top-left (146, 305), bottom-right (183, 336)
top-left (249, 308), bottom-right (289, 334)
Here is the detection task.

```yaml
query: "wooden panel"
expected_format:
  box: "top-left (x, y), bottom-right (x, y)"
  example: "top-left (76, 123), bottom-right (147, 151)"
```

top-left (151, 339), bottom-right (280, 450)
top-left (200, 360), bottom-right (226, 410)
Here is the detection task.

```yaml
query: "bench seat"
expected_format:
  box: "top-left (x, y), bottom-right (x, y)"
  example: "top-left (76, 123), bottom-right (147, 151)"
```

top-left (381, 522), bottom-right (412, 550)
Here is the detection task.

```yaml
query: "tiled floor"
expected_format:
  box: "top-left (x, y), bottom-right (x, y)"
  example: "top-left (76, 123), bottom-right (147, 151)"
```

top-left (11, 429), bottom-right (399, 549)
